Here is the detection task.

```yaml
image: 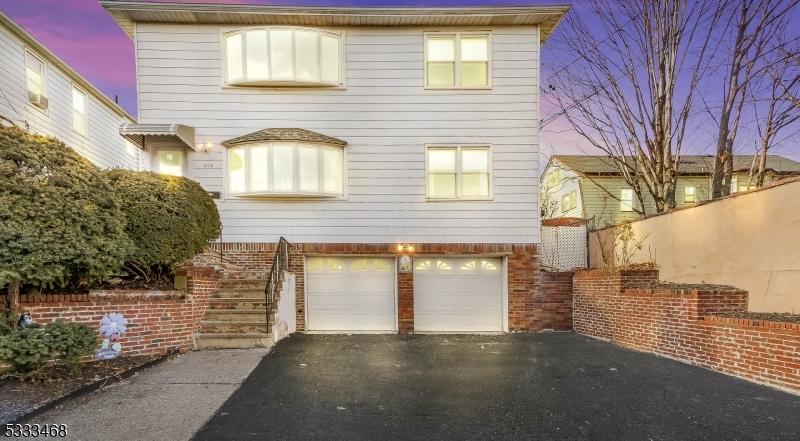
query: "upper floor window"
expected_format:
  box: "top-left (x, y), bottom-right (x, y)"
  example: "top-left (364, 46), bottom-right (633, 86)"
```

top-left (425, 33), bottom-right (490, 89)
top-left (620, 188), bottom-right (634, 212)
top-left (561, 190), bottom-right (577, 212)
top-left (228, 142), bottom-right (344, 197)
top-left (71, 86), bottom-right (88, 136)
top-left (224, 27), bottom-right (343, 87)
top-left (25, 52), bottom-right (47, 110)
top-left (426, 145), bottom-right (491, 200)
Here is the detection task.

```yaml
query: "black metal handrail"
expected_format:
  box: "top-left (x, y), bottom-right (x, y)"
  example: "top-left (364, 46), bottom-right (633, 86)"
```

top-left (264, 237), bottom-right (291, 321)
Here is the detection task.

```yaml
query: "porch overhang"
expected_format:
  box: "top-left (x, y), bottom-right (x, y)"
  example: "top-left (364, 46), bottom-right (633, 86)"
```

top-left (120, 123), bottom-right (196, 150)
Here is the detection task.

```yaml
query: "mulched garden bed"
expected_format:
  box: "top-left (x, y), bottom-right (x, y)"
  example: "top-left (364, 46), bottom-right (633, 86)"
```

top-left (0, 354), bottom-right (166, 424)
top-left (720, 311), bottom-right (800, 324)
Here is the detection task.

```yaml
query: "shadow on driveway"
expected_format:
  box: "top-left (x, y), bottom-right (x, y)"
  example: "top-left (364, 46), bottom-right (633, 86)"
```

top-left (193, 333), bottom-right (800, 441)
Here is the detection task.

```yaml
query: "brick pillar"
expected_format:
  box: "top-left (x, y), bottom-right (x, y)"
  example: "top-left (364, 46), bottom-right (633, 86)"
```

top-left (397, 260), bottom-right (414, 334)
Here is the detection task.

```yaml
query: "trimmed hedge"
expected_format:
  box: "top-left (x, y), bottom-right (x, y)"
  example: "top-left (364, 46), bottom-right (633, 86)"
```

top-left (0, 127), bottom-right (132, 289)
top-left (106, 169), bottom-right (220, 278)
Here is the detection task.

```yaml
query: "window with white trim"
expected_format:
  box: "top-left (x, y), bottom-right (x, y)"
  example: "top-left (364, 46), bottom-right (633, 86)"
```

top-left (684, 186), bottom-right (696, 203)
top-left (620, 188), bottom-right (634, 212)
top-left (224, 27), bottom-right (343, 87)
top-left (71, 86), bottom-right (88, 136)
top-left (25, 51), bottom-right (46, 108)
top-left (227, 142), bottom-right (344, 197)
top-left (426, 146), bottom-right (491, 200)
top-left (425, 33), bottom-right (490, 88)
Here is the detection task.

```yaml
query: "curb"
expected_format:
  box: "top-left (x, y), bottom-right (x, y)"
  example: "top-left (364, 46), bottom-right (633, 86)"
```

top-left (8, 350), bottom-right (178, 425)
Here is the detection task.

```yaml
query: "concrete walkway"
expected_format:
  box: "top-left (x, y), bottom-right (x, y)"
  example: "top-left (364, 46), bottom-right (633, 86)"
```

top-left (14, 349), bottom-right (267, 441)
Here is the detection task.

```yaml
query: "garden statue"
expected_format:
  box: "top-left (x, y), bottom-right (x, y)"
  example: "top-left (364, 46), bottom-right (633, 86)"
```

top-left (17, 312), bottom-right (34, 329)
top-left (95, 313), bottom-right (128, 360)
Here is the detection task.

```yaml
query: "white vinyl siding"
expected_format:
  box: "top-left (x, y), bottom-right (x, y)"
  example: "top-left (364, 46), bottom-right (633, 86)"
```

top-left (0, 23), bottom-right (138, 169)
top-left (135, 24), bottom-right (541, 243)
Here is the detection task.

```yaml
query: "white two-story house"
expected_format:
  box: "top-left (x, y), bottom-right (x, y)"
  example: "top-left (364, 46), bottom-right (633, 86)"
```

top-left (103, 1), bottom-right (568, 335)
top-left (0, 12), bottom-right (140, 169)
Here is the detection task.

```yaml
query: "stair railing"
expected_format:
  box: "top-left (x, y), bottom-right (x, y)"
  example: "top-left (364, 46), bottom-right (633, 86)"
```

top-left (264, 237), bottom-right (291, 321)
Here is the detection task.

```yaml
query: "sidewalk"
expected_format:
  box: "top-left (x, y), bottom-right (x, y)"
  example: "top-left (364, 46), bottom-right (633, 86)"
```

top-left (13, 349), bottom-right (267, 441)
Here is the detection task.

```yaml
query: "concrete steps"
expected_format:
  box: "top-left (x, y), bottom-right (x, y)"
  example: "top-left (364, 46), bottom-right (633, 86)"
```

top-left (194, 274), bottom-right (273, 350)
top-left (194, 333), bottom-right (273, 350)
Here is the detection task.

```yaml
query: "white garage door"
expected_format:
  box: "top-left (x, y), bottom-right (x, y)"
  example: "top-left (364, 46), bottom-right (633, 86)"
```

top-left (414, 257), bottom-right (504, 332)
top-left (306, 257), bottom-right (396, 332)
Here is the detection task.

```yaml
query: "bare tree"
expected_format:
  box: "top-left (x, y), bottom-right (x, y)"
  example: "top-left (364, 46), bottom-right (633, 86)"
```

top-left (547, 0), bottom-right (721, 214)
top-left (748, 37), bottom-right (800, 187)
top-left (709, 0), bottom-right (800, 197)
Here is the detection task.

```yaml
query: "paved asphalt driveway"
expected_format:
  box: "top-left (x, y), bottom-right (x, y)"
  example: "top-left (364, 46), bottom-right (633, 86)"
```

top-left (193, 333), bottom-right (800, 441)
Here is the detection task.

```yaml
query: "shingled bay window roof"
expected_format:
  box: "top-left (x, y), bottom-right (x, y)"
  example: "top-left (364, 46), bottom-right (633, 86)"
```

top-left (222, 128), bottom-right (347, 147)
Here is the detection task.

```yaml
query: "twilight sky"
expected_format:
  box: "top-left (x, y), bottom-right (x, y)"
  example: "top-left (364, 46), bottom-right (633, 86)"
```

top-left (2, 0), bottom-right (799, 161)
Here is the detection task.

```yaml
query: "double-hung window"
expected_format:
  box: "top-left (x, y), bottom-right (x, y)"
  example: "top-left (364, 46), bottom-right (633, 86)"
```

top-left (620, 189), bottom-right (634, 212)
top-left (425, 33), bottom-right (490, 88)
top-left (228, 142), bottom-right (344, 197)
top-left (71, 86), bottom-right (88, 136)
top-left (224, 27), bottom-right (343, 87)
top-left (426, 145), bottom-right (491, 200)
top-left (25, 52), bottom-right (46, 109)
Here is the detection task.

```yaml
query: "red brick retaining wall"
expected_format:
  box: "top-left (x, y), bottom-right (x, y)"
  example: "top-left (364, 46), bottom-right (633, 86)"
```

top-left (15, 266), bottom-right (221, 357)
top-left (538, 271), bottom-right (574, 331)
top-left (574, 269), bottom-right (800, 393)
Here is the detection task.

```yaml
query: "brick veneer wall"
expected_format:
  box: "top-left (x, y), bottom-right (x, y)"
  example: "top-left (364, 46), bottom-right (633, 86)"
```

top-left (573, 269), bottom-right (800, 393)
top-left (209, 242), bottom-right (553, 333)
top-left (15, 265), bottom-right (222, 356)
top-left (538, 271), bottom-right (574, 331)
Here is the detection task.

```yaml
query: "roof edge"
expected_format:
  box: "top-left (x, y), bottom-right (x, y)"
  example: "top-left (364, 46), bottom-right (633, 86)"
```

top-left (100, 1), bottom-right (570, 40)
top-left (0, 12), bottom-right (135, 123)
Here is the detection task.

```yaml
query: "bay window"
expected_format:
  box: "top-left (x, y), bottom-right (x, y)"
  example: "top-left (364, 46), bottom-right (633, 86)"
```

top-left (426, 146), bottom-right (491, 200)
top-left (227, 142), bottom-right (344, 197)
top-left (425, 33), bottom-right (490, 88)
top-left (224, 27), bottom-right (343, 87)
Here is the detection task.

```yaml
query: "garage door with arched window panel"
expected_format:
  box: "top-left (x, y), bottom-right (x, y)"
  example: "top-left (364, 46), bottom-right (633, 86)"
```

top-left (413, 257), bottom-right (504, 332)
top-left (305, 257), bottom-right (396, 332)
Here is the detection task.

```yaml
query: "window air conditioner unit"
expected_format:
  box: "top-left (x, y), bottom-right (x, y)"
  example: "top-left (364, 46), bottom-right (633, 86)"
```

top-left (27, 91), bottom-right (48, 110)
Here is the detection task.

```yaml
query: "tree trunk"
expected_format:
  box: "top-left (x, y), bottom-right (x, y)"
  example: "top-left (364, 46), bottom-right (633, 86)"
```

top-left (6, 280), bottom-right (20, 312)
top-left (756, 145), bottom-right (768, 187)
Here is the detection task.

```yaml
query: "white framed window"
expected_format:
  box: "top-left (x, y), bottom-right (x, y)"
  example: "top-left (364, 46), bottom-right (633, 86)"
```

top-left (223, 27), bottom-right (343, 87)
top-left (684, 186), bottom-right (696, 203)
top-left (426, 145), bottom-right (491, 200)
top-left (620, 188), bottom-right (634, 212)
top-left (424, 32), bottom-right (490, 89)
top-left (25, 51), bottom-right (47, 110)
top-left (561, 190), bottom-right (577, 212)
top-left (71, 86), bottom-right (88, 136)
top-left (227, 142), bottom-right (344, 197)
top-left (156, 150), bottom-right (184, 177)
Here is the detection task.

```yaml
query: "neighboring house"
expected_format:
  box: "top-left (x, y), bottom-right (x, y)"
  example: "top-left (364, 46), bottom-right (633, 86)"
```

top-left (102, 1), bottom-right (569, 335)
top-left (542, 154), bottom-right (800, 226)
top-left (0, 12), bottom-right (140, 169)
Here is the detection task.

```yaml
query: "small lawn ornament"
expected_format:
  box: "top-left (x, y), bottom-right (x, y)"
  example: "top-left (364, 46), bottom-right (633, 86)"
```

top-left (17, 312), bottom-right (34, 329)
top-left (95, 313), bottom-right (127, 360)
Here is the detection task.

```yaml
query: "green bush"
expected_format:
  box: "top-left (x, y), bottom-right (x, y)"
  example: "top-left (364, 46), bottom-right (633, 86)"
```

top-left (0, 327), bottom-right (50, 377)
top-left (0, 127), bottom-right (132, 290)
top-left (45, 321), bottom-right (96, 370)
top-left (106, 169), bottom-right (220, 279)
